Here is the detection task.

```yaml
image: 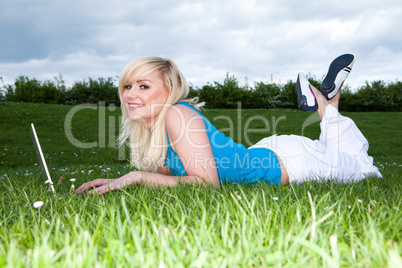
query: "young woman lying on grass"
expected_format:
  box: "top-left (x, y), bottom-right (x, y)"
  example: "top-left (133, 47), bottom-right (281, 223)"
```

top-left (76, 54), bottom-right (382, 195)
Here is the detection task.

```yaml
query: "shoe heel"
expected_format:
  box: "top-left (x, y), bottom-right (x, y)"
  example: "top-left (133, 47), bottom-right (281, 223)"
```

top-left (296, 73), bottom-right (318, 111)
top-left (320, 54), bottom-right (354, 100)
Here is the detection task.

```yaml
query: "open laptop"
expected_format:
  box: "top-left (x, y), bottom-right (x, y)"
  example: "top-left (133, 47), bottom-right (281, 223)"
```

top-left (30, 123), bottom-right (55, 194)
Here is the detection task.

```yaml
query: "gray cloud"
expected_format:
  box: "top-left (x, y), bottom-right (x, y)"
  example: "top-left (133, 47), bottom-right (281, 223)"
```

top-left (1, 0), bottom-right (401, 90)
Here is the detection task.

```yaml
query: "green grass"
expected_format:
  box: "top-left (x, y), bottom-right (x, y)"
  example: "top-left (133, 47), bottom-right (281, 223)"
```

top-left (0, 101), bottom-right (401, 267)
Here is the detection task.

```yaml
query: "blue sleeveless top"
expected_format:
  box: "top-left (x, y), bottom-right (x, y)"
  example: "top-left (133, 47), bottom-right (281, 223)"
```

top-left (165, 102), bottom-right (281, 185)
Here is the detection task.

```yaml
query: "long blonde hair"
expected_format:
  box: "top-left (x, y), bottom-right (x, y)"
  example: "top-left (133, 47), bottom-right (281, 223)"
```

top-left (118, 56), bottom-right (203, 172)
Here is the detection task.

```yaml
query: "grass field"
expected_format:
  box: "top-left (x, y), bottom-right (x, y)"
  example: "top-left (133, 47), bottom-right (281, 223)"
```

top-left (0, 101), bottom-right (401, 267)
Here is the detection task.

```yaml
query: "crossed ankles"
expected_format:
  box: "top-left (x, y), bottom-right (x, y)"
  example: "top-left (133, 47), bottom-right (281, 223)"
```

top-left (296, 54), bottom-right (354, 116)
top-left (321, 54), bottom-right (354, 100)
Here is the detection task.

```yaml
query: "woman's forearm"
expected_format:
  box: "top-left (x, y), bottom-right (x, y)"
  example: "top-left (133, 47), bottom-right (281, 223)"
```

top-left (133, 171), bottom-right (220, 188)
top-left (75, 171), bottom-right (219, 195)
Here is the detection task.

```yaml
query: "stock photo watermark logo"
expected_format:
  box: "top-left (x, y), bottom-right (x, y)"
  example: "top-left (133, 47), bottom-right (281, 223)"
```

top-left (63, 102), bottom-right (288, 150)
top-left (62, 101), bottom-right (340, 168)
top-left (64, 102), bottom-right (127, 158)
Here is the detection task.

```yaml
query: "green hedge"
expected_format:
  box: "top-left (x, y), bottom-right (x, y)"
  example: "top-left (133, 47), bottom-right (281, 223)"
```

top-left (1, 74), bottom-right (401, 111)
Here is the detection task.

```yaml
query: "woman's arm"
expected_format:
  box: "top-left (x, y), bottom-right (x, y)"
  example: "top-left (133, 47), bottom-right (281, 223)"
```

top-left (75, 104), bottom-right (220, 195)
top-left (165, 104), bottom-right (220, 186)
top-left (157, 165), bottom-right (171, 175)
top-left (74, 170), bottom-right (217, 195)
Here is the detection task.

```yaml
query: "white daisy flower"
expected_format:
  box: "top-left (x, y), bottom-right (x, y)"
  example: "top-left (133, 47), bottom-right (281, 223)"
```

top-left (33, 201), bottom-right (44, 208)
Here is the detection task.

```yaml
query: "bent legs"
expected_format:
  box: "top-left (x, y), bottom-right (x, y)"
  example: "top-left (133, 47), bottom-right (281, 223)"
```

top-left (301, 104), bottom-right (382, 182)
top-left (252, 102), bottom-right (382, 183)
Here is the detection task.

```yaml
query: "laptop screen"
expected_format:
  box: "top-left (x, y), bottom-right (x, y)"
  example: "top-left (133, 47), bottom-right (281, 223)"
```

top-left (30, 123), bottom-right (55, 194)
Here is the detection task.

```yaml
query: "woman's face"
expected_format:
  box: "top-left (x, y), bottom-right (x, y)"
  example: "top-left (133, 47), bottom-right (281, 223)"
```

top-left (122, 69), bottom-right (169, 130)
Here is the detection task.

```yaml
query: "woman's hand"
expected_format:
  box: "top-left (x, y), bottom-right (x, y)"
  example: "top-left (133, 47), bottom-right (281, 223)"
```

top-left (75, 166), bottom-right (219, 195)
top-left (75, 173), bottom-right (137, 195)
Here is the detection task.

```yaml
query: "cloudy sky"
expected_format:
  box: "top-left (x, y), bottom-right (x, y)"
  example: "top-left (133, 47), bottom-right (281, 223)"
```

top-left (1, 0), bottom-right (401, 90)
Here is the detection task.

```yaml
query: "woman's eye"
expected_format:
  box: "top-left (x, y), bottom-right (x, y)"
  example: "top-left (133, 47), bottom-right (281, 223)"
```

top-left (140, 85), bottom-right (150, 90)
top-left (124, 85), bottom-right (132, 90)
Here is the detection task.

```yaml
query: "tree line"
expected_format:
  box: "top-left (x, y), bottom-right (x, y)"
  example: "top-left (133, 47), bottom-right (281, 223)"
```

top-left (1, 74), bottom-right (401, 111)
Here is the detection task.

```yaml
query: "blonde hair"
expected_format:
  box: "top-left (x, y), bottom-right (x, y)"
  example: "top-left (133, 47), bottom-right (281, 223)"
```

top-left (118, 56), bottom-right (204, 172)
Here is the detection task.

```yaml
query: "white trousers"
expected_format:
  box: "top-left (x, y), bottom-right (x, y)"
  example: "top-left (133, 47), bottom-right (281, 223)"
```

top-left (250, 105), bottom-right (382, 183)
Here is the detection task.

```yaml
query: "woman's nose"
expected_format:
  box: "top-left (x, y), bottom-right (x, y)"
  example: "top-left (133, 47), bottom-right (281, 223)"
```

top-left (126, 88), bottom-right (137, 98)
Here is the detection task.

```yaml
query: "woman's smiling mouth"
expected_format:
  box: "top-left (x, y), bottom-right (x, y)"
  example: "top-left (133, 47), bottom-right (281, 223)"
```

top-left (128, 103), bottom-right (144, 109)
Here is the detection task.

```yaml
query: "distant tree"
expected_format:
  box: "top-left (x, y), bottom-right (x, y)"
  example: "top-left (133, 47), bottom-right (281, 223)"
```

top-left (66, 80), bottom-right (90, 104)
top-left (214, 73), bottom-right (250, 108)
top-left (338, 86), bottom-right (361, 111)
top-left (0, 77), bottom-right (5, 101)
top-left (3, 75), bottom-right (67, 104)
top-left (355, 80), bottom-right (401, 111)
top-left (386, 81), bottom-right (402, 111)
top-left (187, 84), bottom-right (200, 100)
top-left (278, 80), bottom-right (297, 108)
top-left (1, 73), bottom-right (400, 111)
top-left (5, 76), bottom-right (42, 103)
top-left (66, 77), bottom-right (119, 105)
top-left (88, 77), bottom-right (119, 105)
top-left (253, 82), bottom-right (281, 108)
top-left (197, 83), bottom-right (221, 108)
top-left (53, 73), bottom-right (68, 104)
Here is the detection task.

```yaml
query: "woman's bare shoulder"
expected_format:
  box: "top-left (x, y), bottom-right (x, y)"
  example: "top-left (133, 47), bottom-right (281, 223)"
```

top-left (165, 103), bottom-right (207, 146)
top-left (165, 103), bottom-right (202, 127)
